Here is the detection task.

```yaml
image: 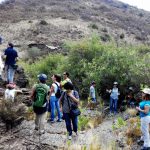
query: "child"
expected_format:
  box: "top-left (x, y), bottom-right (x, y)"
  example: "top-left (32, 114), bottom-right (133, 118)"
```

top-left (5, 83), bottom-right (22, 102)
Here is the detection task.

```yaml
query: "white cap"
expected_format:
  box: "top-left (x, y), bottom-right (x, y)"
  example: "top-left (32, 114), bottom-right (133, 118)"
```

top-left (113, 82), bottom-right (118, 85)
top-left (142, 88), bottom-right (150, 95)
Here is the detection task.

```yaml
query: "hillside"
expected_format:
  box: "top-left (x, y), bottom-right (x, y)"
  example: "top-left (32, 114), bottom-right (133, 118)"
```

top-left (0, 0), bottom-right (150, 55)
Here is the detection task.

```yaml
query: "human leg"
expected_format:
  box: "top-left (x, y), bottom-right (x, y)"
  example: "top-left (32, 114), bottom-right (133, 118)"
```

top-left (141, 116), bottom-right (150, 148)
top-left (71, 116), bottom-right (78, 133)
top-left (8, 65), bottom-right (15, 83)
top-left (55, 99), bottom-right (61, 121)
top-left (50, 96), bottom-right (56, 121)
top-left (63, 113), bottom-right (72, 136)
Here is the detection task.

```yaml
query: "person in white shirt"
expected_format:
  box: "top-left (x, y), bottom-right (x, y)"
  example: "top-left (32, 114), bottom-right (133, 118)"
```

top-left (5, 83), bottom-right (22, 102)
top-left (48, 74), bottom-right (62, 123)
top-left (107, 82), bottom-right (120, 115)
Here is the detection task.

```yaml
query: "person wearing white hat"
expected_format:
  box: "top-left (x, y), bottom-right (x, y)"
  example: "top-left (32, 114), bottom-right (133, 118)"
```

top-left (136, 88), bottom-right (150, 150)
top-left (107, 82), bottom-right (120, 115)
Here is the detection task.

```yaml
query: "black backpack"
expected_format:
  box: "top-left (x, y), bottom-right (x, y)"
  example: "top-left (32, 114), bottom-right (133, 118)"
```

top-left (55, 83), bottom-right (62, 98)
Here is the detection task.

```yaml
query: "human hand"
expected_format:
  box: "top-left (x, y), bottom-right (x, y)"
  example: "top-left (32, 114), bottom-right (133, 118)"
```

top-left (136, 106), bottom-right (140, 111)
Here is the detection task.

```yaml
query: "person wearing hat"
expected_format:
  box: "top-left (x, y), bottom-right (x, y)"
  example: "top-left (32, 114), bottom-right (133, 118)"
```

top-left (31, 74), bottom-right (49, 134)
top-left (2, 43), bottom-right (18, 83)
top-left (107, 82), bottom-right (120, 115)
top-left (89, 81), bottom-right (96, 103)
top-left (4, 83), bottom-right (22, 102)
top-left (136, 88), bottom-right (150, 150)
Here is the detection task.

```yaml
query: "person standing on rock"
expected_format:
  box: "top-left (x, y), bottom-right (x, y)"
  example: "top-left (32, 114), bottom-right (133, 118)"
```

top-left (89, 81), bottom-right (96, 103)
top-left (59, 82), bottom-right (80, 140)
top-left (61, 72), bottom-right (72, 90)
top-left (48, 74), bottom-right (62, 123)
top-left (2, 43), bottom-right (18, 83)
top-left (31, 74), bottom-right (49, 134)
top-left (107, 82), bottom-right (120, 115)
top-left (136, 88), bottom-right (150, 150)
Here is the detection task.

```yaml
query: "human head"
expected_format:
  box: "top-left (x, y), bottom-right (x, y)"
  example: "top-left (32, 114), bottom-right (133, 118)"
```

top-left (38, 74), bottom-right (47, 83)
top-left (91, 81), bottom-right (96, 86)
top-left (6, 83), bottom-right (16, 90)
top-left (52, 74), bottom-right (61, 83)
top-left (64, 82), bottom-right (74, 91)
top-left (63, 72), bottom-right (69, 79)
top-left (8, 43), bottom-right (14, 48)
top-left (142, 88), bottom-right (150, 100)
top-left (113, 81), bottom-right (118, 87)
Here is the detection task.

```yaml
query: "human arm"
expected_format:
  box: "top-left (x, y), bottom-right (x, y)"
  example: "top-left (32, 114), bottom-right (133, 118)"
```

top-left (30, 85), bottom-right (36, 100)
top-left (136, 105), bottom-right (150, 114)
top-left (67, 91), bottom-right (79, 104)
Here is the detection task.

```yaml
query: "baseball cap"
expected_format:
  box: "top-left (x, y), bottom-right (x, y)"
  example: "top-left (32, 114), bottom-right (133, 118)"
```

top-left (37, 74), bottom-right (47, 81)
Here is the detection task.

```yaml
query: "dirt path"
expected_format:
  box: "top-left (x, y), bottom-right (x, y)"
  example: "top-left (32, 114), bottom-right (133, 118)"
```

top-left (0, 114), bottom-right (121, 150)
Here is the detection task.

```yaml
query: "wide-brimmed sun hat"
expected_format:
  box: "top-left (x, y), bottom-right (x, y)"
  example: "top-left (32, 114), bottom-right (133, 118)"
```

top-left (142, 88), bottom-right (150, 95)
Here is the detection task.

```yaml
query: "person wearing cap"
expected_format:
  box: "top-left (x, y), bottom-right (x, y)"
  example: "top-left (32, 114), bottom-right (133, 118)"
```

top-left (61, 72), bottom-right (72, 90)
top-left (136, 88), bottom-right (150, 150)
top-left (107, 82), bottom-right (120, 115)
top-left (59, 82), bottom-right (80, 140)
top-left (89, 81), bottom-right (96, 103)
top-left (31, 74), bottom-right (49, 134)
top-left (4, 83), bottom-right (22, 102)
top-left (2, 43), bottom-right (18, 83)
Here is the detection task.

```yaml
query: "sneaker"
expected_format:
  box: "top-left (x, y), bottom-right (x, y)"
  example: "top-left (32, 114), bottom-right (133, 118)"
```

top-left (47, 119), bottom-right (55, 123)
top-left (68, 136), bottom-right (72, 140)
top-left (34, 127), bottom-right (38, 131)
top-left (75, 132), bottom-right (78, 136)
top-left (137, 139), bottom-right (144, 145)
top-left (39, 130), bottom-right (45, 135)
top-left (57, 119), bottom-right (62, 122)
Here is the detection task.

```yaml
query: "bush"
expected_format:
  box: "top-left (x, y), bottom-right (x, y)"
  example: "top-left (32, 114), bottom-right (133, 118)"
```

top-left (39, 20), bottom-right (48, 25)
top-left (21, 35), bottom-right (150, 99)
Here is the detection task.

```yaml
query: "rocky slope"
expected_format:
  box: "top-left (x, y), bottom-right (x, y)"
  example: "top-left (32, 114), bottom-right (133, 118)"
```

top-left (0, 0), bottom-right (150, 56)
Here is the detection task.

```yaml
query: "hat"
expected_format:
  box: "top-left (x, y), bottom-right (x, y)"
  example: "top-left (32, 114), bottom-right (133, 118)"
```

top-left (113, 82), bottom-right (118, 85)
top-left (6, 83), bottom-right (16, 89)
top-left (38, 74), bottom-right (47, 81)
top-left (142, 88), bottom-right (150, 95)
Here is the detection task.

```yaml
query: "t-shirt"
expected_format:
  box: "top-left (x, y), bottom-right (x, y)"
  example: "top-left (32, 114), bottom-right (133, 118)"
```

top-left (4, 47), bottom-right (18, 65)
top-left (5, 89), bottom-right (17, 102)
top-left (110, 88), bottom-right (119, 99)
top-left (90, 85), bottom-right (95, 99)
top-left (62, 90), bottom-right (79, 113)
top-left (139, 100), bottom-right (150, 118)
top-left (51, 82), bottom-right (60, 96)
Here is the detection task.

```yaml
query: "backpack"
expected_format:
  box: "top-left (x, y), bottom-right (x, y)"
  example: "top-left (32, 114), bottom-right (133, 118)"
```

top-left (33, 84), bottom-right (48, 107)
top-left (55, 82), bottom-right (62, 99)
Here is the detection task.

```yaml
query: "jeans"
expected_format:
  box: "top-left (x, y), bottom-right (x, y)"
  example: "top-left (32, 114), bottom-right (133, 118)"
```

top-left (91, 98), bottom-right (96, 103)
top-left (63, 113), bottom-right (78, 136)
top-left (50, 96), bottom-right (61, 121)
top-left (110, 97), bottom-right (118, 114)
top-left (5, 65), bottom-right (15, 83)
top-left (141, 116), bottom-right (150, 147)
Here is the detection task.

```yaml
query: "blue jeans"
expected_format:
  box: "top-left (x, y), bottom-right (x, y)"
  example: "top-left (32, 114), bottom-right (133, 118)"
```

top-left (50, 96), bottom-right (61, 121)
top-left (110, 97), bottom-right (118, 114)
top-left (6, 65), bottom-right (15, 83)
top-left (63, 113), bottom-right (78, 136)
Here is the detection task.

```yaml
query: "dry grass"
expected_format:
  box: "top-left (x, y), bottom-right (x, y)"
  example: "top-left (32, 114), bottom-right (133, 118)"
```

top-left (126, 108), bottom-right (138, 117)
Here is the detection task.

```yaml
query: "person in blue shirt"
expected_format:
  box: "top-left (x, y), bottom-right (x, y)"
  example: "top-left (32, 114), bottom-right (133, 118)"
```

top-left (136, 88), bottom-right (150, 150)
top-left (2, 43), bottom-right (18, 83)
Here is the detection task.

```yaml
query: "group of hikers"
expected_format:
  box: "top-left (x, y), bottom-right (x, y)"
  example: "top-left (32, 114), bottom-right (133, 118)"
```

top-left (1, 42), bottom-right (150, 149)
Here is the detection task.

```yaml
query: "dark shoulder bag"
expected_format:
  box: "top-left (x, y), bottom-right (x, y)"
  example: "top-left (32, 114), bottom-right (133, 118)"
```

top-left (66, 91), bottom-right (81, 117)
